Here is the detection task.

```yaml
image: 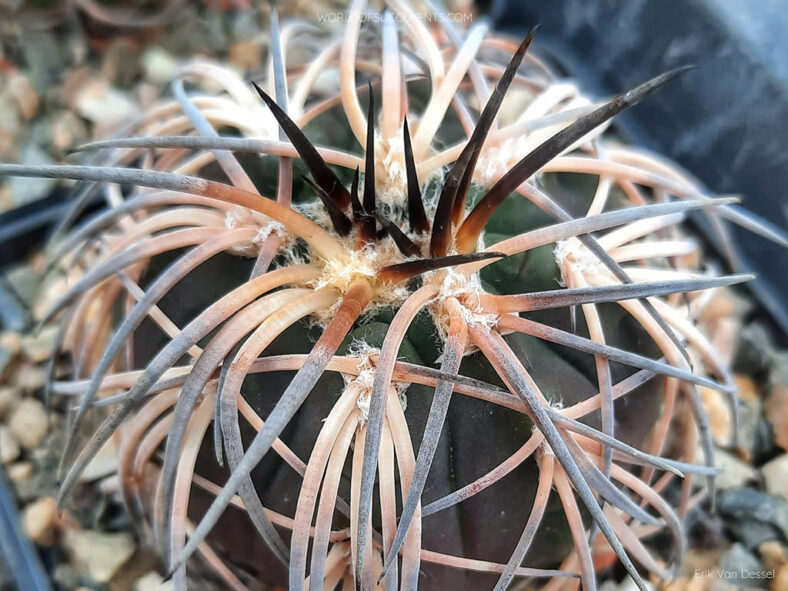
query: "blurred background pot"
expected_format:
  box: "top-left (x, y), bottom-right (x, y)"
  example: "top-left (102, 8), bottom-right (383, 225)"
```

top-left (477, 0), bottom-right (788, 340)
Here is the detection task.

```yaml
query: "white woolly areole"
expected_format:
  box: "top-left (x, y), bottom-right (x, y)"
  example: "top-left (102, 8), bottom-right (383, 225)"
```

top-left (473, 136), bottom-right (533, 188)
top-left (310, 236), bottom-right (410, 326)
top-left (225, 205), bottom-right (267, 230)
top-left (554, 237), bottom-right (616, 284)
top-left (428, 269), bottom-right (498, 342)
top-left (372, 127), bottom-right (443, 211)
top-left (436, 267), bottom-right (485, 301)
top-left (294, 200), bottom-right (332, 231)
top-left (316, 246), bottom-right (377, 291)
top-left (225, 206), bottom-right (286, 256)
top-left (472, 92), bottom-right (606, 190)
top-left (252, 220), bottom-right (286, 245)
top-left (342, 341), bottom-right (407, 424)
top-left (375, 131), bottom-right (407, 208)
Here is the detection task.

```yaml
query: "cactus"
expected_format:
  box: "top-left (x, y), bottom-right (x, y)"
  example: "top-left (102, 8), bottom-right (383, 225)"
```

top-left (2, 2), bottom-right (786, 590)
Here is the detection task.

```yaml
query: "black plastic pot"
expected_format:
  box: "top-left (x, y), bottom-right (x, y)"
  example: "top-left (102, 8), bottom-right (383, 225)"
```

top-left (480, 0), bottom-right (788, 340)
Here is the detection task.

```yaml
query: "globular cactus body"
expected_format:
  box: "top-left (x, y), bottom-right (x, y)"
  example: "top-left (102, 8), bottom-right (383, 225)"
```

top-left (2, 3), bottom-right (785, 590)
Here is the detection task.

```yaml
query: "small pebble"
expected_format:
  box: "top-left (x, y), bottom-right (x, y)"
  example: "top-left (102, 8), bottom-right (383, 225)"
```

top-left (710, 316), bottom-right (741, 368)
top-left (16, 365), bottom-right (47, 392)
top-left (5, 73), bottom-right (39, 121)
top-left (141, 47), bottom-right (178, 86)
top-left (101, 38), bottom-right (141, 88)
top-left (0, 425), bottom-right (20, 464)
top-left (5, 263), bottom-right (41, 307)
top-left (0, 387), bottom-right (17, 418)
top-left (0, 91), bottom-right (21, 159)
top-left (65, 528), bottom-right (136, 584)
top-left (5, 144), bottom-right (56, 207)
top-left (775, 564), bottom-right (788, 591)
top-left (75, 79), bottom-right (138, 129)
top-left (736, 381), bottom-right (764, 461)
top-left (0, 331), bottom-right (21, 356)
top-left (59, 67), bottom-right (93, 110)
top-left (7, 461), bottom-right (33, 485)
top-left (79, 437), bottom-right (118, 483)
top-left (763, 454), bottom-right (788, 498)
top-left (53, 564), bottom-right (80, 590)
top-left (51, 111), bottom-right (88, 153)
top-left (760, 541), bottom-right (787, 573)
top-left (714, 448), bottom-right (759, 489)
top-left (765, 370), bottom-right (788, 452)
top-left (21, 30), bottom-right (63, 88)
top-left (229, 39), bottom-right (263, 72)
top-left (8, 398), bottom-right (48, 449)
top-left (134, 571), bottom-right (175, 591)
top-left (699, 386), bottom-right (732, 445)
top-left (679, 547), bottom-right (726, 578)
top-left (133, 82), bottom-right (160, 109)
top-left (718, 487), bottom-right (788, 545)
top-left (736, 374), bottom-right (761, 402)
top-left (734, 323), bottom-right (774, 376)
top-left (720, 543), bottom-right (766, 588)
top-left (20, 325), bottom-right (57, 364)
top-left (23, 496), bottom-right (58, 546)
